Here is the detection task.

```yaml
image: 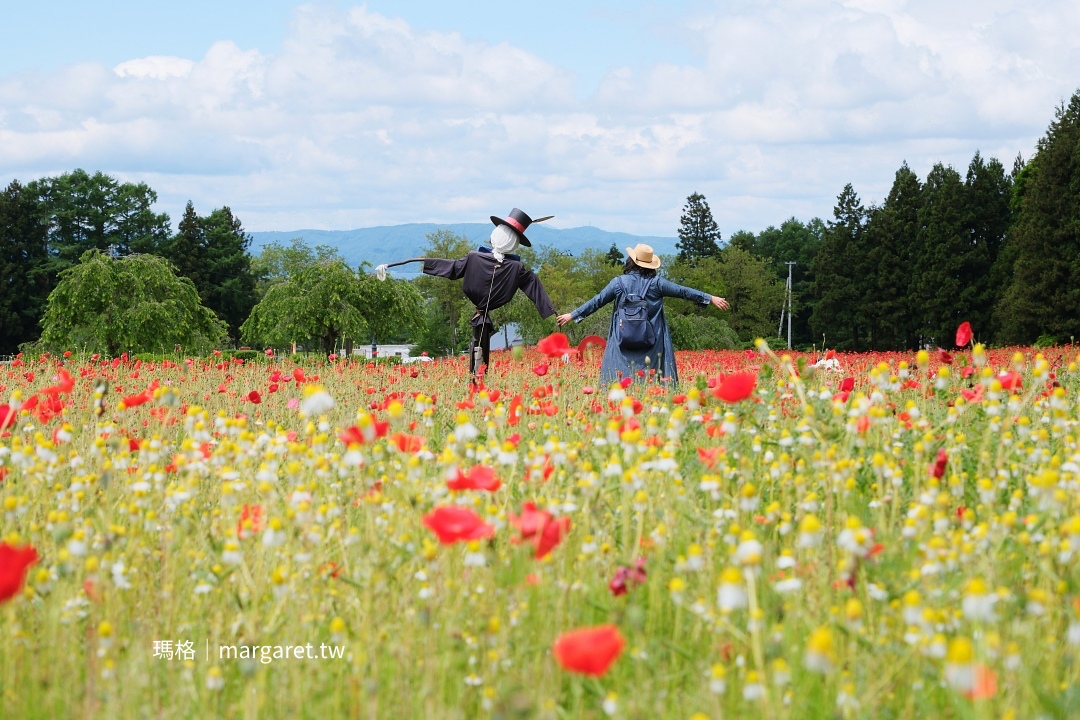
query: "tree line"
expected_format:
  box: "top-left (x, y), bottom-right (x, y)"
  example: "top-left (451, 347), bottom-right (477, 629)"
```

top-left (2, 88), bottom-right (1078, 356)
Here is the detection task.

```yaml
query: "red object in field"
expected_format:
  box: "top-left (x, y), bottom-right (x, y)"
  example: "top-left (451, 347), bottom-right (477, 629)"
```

top-left (552, 625), bottom-right (625, 677)
top-left (422, 506), bottom-right (495, 544)
top-left (0, 543), bottom-right (39, 603)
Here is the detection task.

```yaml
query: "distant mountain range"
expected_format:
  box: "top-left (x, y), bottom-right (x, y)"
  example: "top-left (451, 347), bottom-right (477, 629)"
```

top-left (249, 223), bottom-right (678, 275)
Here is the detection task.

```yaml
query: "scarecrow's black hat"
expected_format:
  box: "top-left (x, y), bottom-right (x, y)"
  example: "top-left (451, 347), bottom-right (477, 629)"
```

top-left (490, 208), bottom-right (553, 247)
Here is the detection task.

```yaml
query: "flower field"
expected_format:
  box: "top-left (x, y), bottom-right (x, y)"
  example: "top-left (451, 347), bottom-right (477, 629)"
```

top-left (2, 338), bottom-right (1080, 719)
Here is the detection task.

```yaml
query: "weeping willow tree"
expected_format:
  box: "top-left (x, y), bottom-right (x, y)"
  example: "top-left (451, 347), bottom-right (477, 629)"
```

top-left (38, 250), bottom-right (226, 355)
top-left (241, 259), bottom-right (422, 353)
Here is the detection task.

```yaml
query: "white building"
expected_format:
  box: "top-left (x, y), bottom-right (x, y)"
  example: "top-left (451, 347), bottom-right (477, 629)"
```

top-left (355, 344), bottom-right (415, 360)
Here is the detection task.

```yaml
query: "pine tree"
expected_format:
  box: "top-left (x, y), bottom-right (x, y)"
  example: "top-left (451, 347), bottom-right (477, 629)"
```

top-left (864, 163), bottom-right (921, 348)
top-left (0, 181), bottom-right (50, 353)
top-left (605, 242), bottom-right (624, 266)
top-left (811, 185), bottom-right (868, 349)
top-left (200, 207), bottom-right (258, 342)
top-left (676, 192), bottom-right (722, 262)
top-left (168, 201), bottom-right (207, 292)
top-left (912, 163), bottom-right (969, 345)
top-left (962, 152), bottom-right (1012, 341)
top-left (994, 89), bottom-right (1080, 344)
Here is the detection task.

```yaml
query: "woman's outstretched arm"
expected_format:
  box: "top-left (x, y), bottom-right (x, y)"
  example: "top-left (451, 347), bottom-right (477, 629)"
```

top-left (656, 278), bottom-right (728, 309)
top-left (556, 278), bottom-right (619, 326)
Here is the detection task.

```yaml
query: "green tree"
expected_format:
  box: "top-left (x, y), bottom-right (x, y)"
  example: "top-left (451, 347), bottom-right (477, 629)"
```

top-left (38, 250), bottom-right (226, 355)
top-left (811, 185), bottom-right (869, 349)
top-left (198, 207), bottom-right (258, 341)
top-left (251, 238), bottom-right (343, 294)
top-left (714, 247), bottom-right (787, 341)
top-left (412, 230), bottom-right (474, 353)
top-left (242, 259), bottom-right (421, 353)
top-left (0, 180), bottom-right (51, 354)
top-left (961, 152), bottom-right (1012, 342)
top-left (29, 169), bottom-right (170, 267)
top-left (164, 203), bottom-right (258, 342)
top-left (676, 192), bottom-right (722, 263)
top-left (605, 242), bottom-right (624, 266)
top-left (995, 90), bottom-right (1080, 344)
top-left (911, 163), bottom-right (969, 344)
top-left (750, 218), bottom-right (825, 348)
top-left (863, 164), bottom-right (921, 348)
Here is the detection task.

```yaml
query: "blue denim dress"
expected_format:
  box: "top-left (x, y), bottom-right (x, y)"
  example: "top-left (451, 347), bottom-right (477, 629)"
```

top-left (570, 271), bottom-right (711, 386)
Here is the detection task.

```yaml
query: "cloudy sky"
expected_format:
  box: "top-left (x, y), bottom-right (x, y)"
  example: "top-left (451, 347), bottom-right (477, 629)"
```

top-left (2, 1), bottom-right (1077, 237)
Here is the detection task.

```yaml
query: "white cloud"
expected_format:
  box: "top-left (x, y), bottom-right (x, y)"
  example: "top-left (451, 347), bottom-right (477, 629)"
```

top-left (0, 1), bottom-right (1078, 237)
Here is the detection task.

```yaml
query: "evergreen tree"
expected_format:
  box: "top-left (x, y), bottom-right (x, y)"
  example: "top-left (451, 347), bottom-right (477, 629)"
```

top-left (28, 169), bottom-right (170, 267)
top-left (864, 163), bottom-right (921, 348)
top-left (168, 202), bottom-right (206, 293)
top-left (811, 185), bottom-right (868, 349)
top-left (199, 207), bottom-right (258, 341)
top-left (676, 192), bottom-right (722, 262)
top-left (0, 181), bottom-right (50, 353)
top-left (995, 90), bottom-right (1080, 344)
top-left (912, 163), bottom-right (969, 345)
top-left (605, 242), bottom-right (624, 266)
top-left (962, 152), bottom-right (1012, 341)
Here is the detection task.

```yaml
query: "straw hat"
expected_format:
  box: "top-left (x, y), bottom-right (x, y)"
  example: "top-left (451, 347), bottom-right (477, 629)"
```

top-left (626, 243), bottom-right (662, 269)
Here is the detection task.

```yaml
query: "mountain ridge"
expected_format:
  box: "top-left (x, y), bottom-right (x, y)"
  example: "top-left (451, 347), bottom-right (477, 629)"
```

top-left (248, 223), bottom-right (679, 273)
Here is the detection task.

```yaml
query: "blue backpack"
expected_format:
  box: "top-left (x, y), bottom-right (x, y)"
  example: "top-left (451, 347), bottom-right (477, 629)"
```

top-left (617, 276), bottom-right (657, 351)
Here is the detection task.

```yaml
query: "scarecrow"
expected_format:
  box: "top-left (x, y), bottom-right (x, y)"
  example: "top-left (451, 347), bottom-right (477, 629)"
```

top-left (376, 209), bottom-right (557, 378)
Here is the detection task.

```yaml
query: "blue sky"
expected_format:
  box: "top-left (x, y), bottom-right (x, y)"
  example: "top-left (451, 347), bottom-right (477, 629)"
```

top-left (2, 1), bottom-right (1078, 236)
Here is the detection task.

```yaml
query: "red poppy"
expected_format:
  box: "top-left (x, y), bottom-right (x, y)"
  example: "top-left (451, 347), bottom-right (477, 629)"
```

top-left (537, 333), bottom-right (572, 358)
top-left (955, 321), bottom-right (973, 347)
top-left (389, 432), bottom-right (426, 454)
top-left (122, 390), bottom-right (153, 408)
top-left (509, 502), bottom-right (551, 539)
top-left (998, 371), bottom-right (1022, 391)
top-left (577, 335), bottom-right (607, 360)
top-left (0, 543), bottom-right (39, 603)
top-left (965, 664), bottom-right (999, 700)
top-left (534, 516), bottom-right (571, 559)
top-left (293, 368), bottom-right (307, 383)
top-left (839, 377), bottom-right (854, 392)
top-left (552, 625), bottom-right (625, 677)
top-left (930, 448), bottom-right (948, 479)
top-left (713, 371), bottom-right (757, 403)
top-left (609, 557), bottom-right (647, 596)
top-left (422, 506), bottom-right (495, 544)
top-left (238, 504), bottom-right (264, 539)
top-left (507, 394), bottom-right (524, 427)
top-left (0, 404), bottom-right (17, 431)
top-left (447, 465), bottom-right (502, 492)
top-left (697, 446), bottom-right (723, 468)
top-left (247, 390), bottom-right (262, 404)
top-left (532, 363), bottom-right (549, 377)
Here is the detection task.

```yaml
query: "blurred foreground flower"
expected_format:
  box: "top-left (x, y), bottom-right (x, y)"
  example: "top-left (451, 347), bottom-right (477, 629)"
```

top-left (0, 543), bottom-right (39, 602)
top-left (552, 625), bottom-right (625, 677)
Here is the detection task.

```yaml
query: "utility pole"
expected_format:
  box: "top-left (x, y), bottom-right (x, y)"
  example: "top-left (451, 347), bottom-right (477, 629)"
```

top-left (784, 262), bottom-right (796, 349)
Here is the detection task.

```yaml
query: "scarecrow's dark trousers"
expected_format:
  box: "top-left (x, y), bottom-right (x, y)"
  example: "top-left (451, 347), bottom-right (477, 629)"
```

top-left (469, 322), bottom-right (494, 378)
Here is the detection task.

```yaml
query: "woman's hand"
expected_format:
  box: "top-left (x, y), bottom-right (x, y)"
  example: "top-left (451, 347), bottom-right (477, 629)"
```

top-left (556, 313), bottom-right (574, 326)
top-left (710, 296), bottom-right (730, 310)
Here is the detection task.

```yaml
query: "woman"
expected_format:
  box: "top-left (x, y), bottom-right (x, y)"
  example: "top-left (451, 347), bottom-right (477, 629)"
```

top-left (557, 244), bottom-right (729, 386)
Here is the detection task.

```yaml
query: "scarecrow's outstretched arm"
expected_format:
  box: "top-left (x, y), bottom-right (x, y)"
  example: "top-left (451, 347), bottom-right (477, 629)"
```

top-left (375, 258), bottom-right (425, 281)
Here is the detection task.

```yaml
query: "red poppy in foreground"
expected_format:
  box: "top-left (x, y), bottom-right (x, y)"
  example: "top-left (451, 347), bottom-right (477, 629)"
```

top-left (577, 335), bottom-right (607, 360)
top-left (0, 543), bottom-right (39, 603)
top-left (537, 332), bottom-right (572, 358)
top-left (955, 321), bottom-right (973, 347)
top-left (509, 502), bottom-right (571, 558)
top-left (422, 506), bottom-right (495, 544)
top-left (552, 625), bottom-right (625, 677)
top-left (447, 465), bottom-right (502, 492)
top-left (389, 432), bottom-right (426, 454)
top-left (713, 371), bottom-right (757, 403)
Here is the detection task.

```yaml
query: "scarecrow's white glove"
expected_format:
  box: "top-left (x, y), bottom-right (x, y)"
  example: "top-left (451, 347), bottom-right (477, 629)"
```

top-left (375, 264), bottom-right (388, 281)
